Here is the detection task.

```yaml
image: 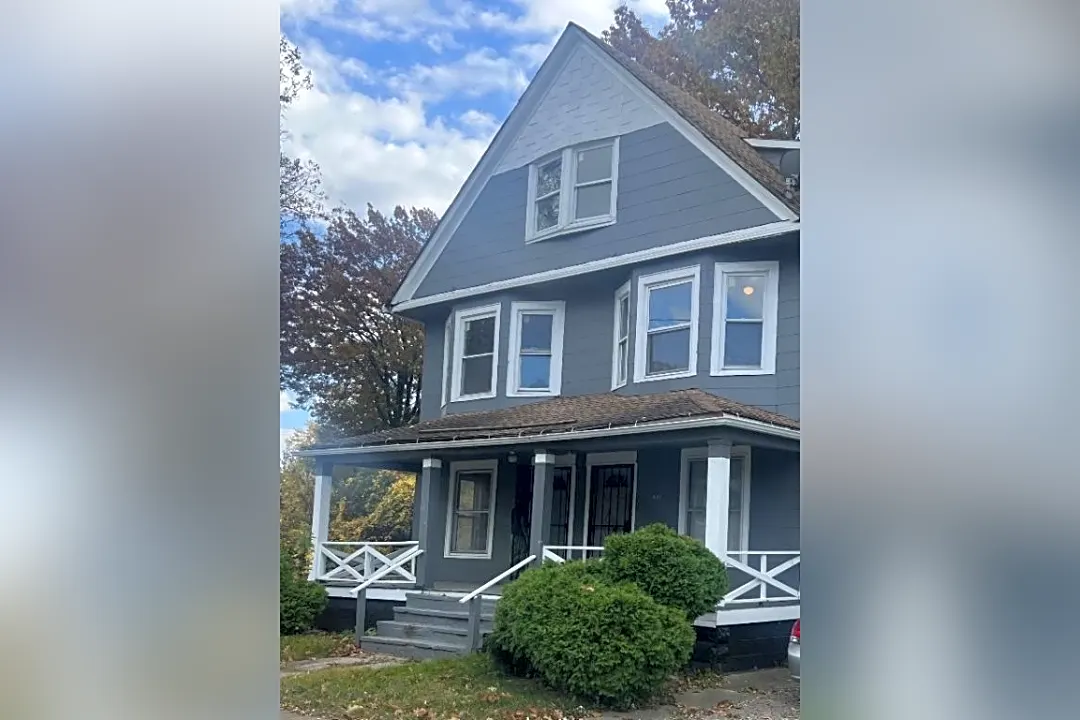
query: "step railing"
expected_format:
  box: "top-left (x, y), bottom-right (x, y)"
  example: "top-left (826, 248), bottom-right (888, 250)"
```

top-left (719, 551), bottom-right (800, 606)
top-left (318, 541), bottom-right (420, 586)
top-left (541, 544), bottom-right (605, 563)
top-left (351, 544), bottom-right (424, 646)
top-left (457, 554), bottom-right (537, 651)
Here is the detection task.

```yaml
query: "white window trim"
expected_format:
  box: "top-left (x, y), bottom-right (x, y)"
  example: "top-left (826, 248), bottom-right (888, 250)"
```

top-left (611, 281), bottom-right (631, 390)
top-left (633, 265), bottom-right (701, 383)
top-left (440, 313), bottom-right (452, 408)
top-left (525, 138), bottom-right (620, 243)
top-left (450, 303), bottom-right (501, 402)
top-left (506, 300), bottom-right (565, 397)
top-left (581, 451), bottom-right (638, 547)
top-left (710, 261), bottom-right (780, 376)
top-left (444, 459), bottom-right (499, 559)
top-left (678, 446), bottom-right (751, 554)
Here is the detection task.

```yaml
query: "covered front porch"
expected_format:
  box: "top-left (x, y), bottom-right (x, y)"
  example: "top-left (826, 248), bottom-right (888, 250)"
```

top-left (298, 391), bottom-right (800, 628)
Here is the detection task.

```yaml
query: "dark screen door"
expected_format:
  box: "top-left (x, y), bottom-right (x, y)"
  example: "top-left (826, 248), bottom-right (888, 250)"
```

top-left (586, 464), bottom-right (634, 546)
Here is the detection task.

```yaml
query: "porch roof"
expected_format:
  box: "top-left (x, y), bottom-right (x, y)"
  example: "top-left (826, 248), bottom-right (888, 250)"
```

top-left (297, 389), bottom-right (799, 457)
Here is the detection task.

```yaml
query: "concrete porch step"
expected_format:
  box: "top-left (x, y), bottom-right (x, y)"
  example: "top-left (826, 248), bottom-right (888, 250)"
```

top-left (375, 619), bottom-right (476, 645)
top-left (392, 607), bottom-right (494, 632)
top-left (361, 635), bottom-right (465, 660)
top-left (406, 592), bottom-right (499, 614)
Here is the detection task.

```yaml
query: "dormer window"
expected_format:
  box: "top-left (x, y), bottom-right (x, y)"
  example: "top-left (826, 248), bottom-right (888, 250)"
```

top-left (526, 139), bottom-right (619, 242)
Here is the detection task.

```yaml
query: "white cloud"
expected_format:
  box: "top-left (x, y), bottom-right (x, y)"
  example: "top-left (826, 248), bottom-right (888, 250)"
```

top-left (388, 48), bottom-right (530, 101)
top-left (280, 428), bottom-right (298, 461)
top-left (280, 390), bottom-right (293, 412)
top-left (283, 40), bottom-right (494, 214)
top-left (478, 0), bottom-right (670, 38)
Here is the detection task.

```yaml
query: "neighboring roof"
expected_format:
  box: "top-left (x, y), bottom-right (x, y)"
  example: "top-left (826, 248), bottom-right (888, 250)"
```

top-left (573, 24), bottom-right (799, 215)
top-left (391, 23), bottom-right (800, 311)
top-left (301, 389), bottom-right (799, 454)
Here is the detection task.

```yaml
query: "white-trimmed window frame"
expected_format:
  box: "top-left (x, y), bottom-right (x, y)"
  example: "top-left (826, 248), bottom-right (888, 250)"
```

top-left (710, 261), bottom-right (780, 376)
top-left (444, 459), bottom-right (499, 559)
top-left (506, 300), bottom-right (566, 397)
top-left (525, 138), bottom-right (620, 243)
top-left (633, 265), bottom-right (701, 383)
top-left (440, 313), bottom-right (452, 408)
top-left (678, 446), bottom-right (752, 555)
top-left (611, 281), bottom-right (631, 389)
top-left (450, 303), bottom-right (501, 402)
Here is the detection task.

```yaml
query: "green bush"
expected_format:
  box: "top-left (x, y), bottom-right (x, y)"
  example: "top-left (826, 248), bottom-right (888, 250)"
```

top-left (280, 534), bottom-right (328, 635)
top-left (601, 523), bottom-right (728, 620)
top-left (488, 561), bottom-right (694, 708)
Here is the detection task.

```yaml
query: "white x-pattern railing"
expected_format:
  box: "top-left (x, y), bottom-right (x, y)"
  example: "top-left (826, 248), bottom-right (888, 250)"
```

top-left (719, 551), bottom-right (801, 605)
top-left (317, 541), bottom-right (420, 585)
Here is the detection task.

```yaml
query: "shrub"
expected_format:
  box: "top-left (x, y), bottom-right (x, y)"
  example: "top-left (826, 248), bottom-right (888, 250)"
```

top-left (488, 561), bottom-right (694, 708)
top-left (601, 523), bottom-right (728, 620)
top-left (280, 534), bottom-right (328, 635)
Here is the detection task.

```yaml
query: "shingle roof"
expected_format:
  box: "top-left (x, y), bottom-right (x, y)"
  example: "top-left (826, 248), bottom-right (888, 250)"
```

top-left (310, 389), bottom-right (799, 450)
top-left (571, 23), bottom-right (799, 214)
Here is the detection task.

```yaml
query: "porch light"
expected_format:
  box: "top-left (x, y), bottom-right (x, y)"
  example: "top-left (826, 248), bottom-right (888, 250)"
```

top-left (742, 285), bottom-right (755, 296)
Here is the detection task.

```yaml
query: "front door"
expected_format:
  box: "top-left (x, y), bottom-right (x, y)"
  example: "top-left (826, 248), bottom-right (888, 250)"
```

top-left (585, 464), bottom-right (635, 546)
top-left (510, 463), bottom-right (575, 571)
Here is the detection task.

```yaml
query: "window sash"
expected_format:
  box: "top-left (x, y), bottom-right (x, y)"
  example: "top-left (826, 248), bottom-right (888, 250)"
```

top-left (529, 140), bottom-right (617, 239)
top-left (452, 307), bottom-right (499, 401)
top-left (448, 469), bottom-right (494, 555)
top-left (712, 263), bottom-right (778, 376)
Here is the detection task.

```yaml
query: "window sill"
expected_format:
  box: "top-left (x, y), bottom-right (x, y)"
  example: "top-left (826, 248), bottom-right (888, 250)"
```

top-left (634, 369), bottom-right (697, 383)
top-left (525, 216), bottom-right (615, 244)
top-left (444, 551), bottom-right (493, 560)
top-left (450, 391), bottom-right (497, 402)
top-left (507, 389), bottom-right (560, 398)
top-left (710, 368), bottom-right (775, 377)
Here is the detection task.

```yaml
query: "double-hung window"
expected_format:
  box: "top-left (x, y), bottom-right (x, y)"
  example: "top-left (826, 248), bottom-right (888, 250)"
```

top-left (445, 460), bottom-right (498, 558)
top-left (634, 266), bottom-right (700, 382)
top-left (451, 304), bottom-right (500, 401)
top-left (611, 282), bottom-right (631, 389)
top-left (711, 262), bottom-right (780, 375)
top-left (507, 301), bottom-right (565, 397)
top-left (681, 448), bottom-right (751, 555)
top-left (526, 139), bottom-right (619, 241)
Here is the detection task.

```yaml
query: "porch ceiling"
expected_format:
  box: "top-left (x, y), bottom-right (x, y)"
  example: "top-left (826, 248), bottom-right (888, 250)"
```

top-left (296, 389), bottom-right (798, 459)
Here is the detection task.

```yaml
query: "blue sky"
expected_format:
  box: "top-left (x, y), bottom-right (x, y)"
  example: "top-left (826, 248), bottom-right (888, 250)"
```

top-left (279, 0), bottom-right (671, 451)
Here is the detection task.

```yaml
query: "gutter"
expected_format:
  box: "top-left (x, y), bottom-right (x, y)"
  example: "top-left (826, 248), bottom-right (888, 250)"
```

top-left (294, 414), bottom-right (799, 458)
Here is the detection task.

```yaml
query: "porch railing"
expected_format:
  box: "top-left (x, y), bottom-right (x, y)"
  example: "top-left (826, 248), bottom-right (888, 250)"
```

top-left (719, 551), bottom-right (801, 606)
top-left (541, 544), bottom-right (605, 563)
top-left (317, 541), bottom-right (420, 586)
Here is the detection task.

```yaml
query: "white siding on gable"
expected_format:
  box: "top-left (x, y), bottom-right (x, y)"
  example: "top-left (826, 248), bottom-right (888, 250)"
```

top-left (495, 44), bottom-right (665, 173)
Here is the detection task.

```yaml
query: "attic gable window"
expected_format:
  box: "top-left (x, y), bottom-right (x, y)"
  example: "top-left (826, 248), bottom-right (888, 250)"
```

top-left (526, 138), bottom-right (619, 242)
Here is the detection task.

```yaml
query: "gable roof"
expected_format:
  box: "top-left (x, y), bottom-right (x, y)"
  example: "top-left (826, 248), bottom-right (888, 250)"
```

top-left (577, 25), bottom-right (799, 215)
top-left (392, 23), bottom-right (800, 311)
top-left (297, 389), bottom-right (799, 456)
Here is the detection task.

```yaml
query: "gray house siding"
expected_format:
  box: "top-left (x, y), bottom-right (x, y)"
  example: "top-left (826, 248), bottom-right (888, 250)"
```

top-left (414, 121), bottom-right (778, 299)
top-left (420, 236), bottom-right (799, 422)
top-left (422, 443), bottom-right (799, 591)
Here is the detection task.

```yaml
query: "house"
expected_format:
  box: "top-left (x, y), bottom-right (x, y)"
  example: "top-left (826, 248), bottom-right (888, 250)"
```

top-left (295, 22), bottom-right (801, 665)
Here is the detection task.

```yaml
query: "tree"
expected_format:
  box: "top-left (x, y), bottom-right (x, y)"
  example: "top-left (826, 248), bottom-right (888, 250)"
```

top-left (280, 205), bottom-right (438, 437)
top-left (605, 0), bottom-right (800, 139)
top-left (280, 35), bottom-right (324, 235)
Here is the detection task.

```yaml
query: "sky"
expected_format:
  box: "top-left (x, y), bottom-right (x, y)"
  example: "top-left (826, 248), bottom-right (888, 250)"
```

top-left (279, 0), bottom-right (672, 454)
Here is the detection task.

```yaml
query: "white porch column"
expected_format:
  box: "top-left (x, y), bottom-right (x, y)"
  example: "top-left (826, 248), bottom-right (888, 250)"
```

top-left (308, 462), bottom-right (333, 581)
top-left (704, 440), bottom-right (731, 560)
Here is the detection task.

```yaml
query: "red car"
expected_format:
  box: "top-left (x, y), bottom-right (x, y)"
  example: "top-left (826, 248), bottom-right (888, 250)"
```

top-left (787, 619), bottom-right (800, 680)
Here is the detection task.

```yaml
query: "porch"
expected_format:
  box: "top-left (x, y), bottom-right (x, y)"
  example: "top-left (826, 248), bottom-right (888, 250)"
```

top-left (303, 426), bottom-right (799, 627)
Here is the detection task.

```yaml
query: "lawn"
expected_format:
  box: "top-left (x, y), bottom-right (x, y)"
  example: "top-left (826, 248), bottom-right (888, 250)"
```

top-left (281, 631), bottom-right (357, 664)
top-left (280, 653), bottom-right (595, 720)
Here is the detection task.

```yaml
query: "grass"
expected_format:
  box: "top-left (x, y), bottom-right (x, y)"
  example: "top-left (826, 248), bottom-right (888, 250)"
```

top-left (280, 653), bottom-right (595, 720)
top-left (281, 631), bottom-right (357, 664)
